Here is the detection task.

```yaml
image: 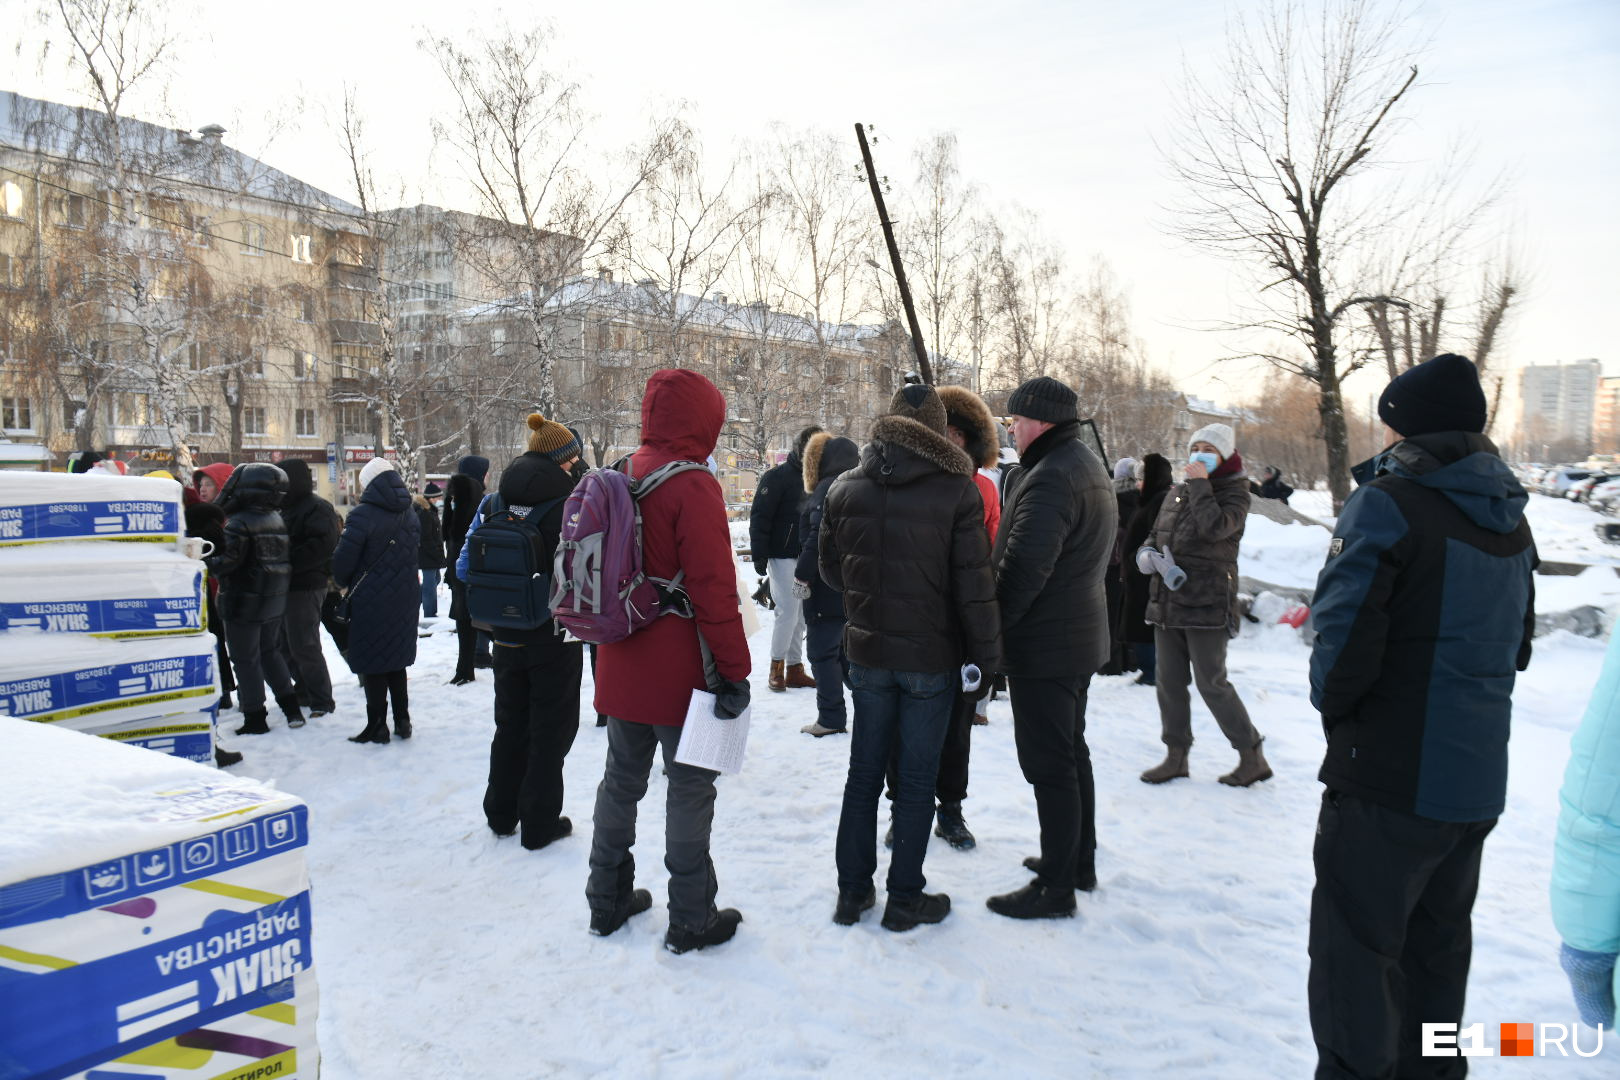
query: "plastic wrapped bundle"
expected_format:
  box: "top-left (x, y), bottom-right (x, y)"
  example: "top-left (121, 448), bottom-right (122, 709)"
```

top-left (0, 543), bottom-right (206, 637)
top-left (0, 718), bottom-right (320, 1080)
top-left (75, 706), bottom-right (218, 765)
top-left (0, 471), bottom-right (184, 547)
top-left (0, 633), bottom-right (218, 728)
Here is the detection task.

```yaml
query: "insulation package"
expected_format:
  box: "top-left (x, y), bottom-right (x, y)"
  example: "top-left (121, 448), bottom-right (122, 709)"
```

top-left (0, 633), bottom-right (219, 729)
top-left (0, 718), bottom-right (319, 1080)
top-left (0, 471), bottom-right (184, 547)
top-left (74, 706), bottom-right (218, 765)
top-left (0, 544), bottom-right (206, 637)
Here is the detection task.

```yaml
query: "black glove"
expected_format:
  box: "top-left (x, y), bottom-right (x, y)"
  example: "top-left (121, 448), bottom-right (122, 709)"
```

top-left (753, 559), bottom-right (768, 577)
top-left (714, 679), bottom-right (750, 719)
top-left (751, 577), bottom-right (773, 610)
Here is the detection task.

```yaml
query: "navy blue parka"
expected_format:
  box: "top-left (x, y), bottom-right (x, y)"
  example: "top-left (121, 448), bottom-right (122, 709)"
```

top-left (333, 469), bottom-right (421, 674)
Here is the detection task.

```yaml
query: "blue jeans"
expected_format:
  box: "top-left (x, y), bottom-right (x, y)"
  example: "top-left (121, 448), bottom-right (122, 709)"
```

top-left (804, 616), bottom-right (848, 730)
top-left (835, 663), bottom-right (953, 899)
top-left (420, 568), bottom-right (440, 618)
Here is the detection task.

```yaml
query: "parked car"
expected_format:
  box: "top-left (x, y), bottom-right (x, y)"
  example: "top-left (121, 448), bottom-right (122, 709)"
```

top-left (1544, 468), bottom-right (1593, 497)
top-left (1568, 474), bottom-right (1609, 502)
top-left (1590, 477), bottom-right (1620, 513)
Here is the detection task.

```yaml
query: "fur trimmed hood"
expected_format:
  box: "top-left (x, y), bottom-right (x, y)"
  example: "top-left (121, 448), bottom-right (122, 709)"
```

top-left (867, 415), bottom-right (974, 483)
top-left (936, 385), bottom-right (1000, 470)
top-left (802, 433), bottom-right (861, 492)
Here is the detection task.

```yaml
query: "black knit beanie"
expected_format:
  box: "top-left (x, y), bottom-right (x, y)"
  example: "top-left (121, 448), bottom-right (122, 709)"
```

top-left (1006, 376), bottom-right (1078, 424)
top-left (1377, 353), bottom-right (1487, 438)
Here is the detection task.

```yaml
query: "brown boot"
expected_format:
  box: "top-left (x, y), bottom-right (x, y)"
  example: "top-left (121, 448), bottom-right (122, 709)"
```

top-left (785, 663), bottom-right (816, 689)
top-left (1219, 739), bottom-right (1273, 787)
top-left (1140, 746), bottom-right (1190, 784)
top-left (768, 660), bottom-right (786, 692)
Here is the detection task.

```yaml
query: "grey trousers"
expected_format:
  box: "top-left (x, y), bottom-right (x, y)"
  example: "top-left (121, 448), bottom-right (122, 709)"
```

top-left (1154, 626), bottom-right (1260, 750)
top-left (766, 557), bottom-right (805, 664)
top-left (586, 717), bottom-right (720, 931)
top-left (282, 588), bottom-right (335, 713)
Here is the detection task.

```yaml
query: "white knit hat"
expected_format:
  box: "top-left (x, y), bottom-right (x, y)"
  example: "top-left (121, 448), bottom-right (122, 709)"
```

top-left (358, 457), bottom-right (395, 491)
top-left (1187, 423), bottom-right (1235, 460)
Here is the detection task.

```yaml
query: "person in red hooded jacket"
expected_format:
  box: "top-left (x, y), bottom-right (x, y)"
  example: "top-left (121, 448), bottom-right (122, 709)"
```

top-left (586, 369), bottom-right (752, 954)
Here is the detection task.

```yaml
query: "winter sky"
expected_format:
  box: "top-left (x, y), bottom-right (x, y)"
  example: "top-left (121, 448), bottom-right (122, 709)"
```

top-left (7, 0), bottom-right (1618, 404)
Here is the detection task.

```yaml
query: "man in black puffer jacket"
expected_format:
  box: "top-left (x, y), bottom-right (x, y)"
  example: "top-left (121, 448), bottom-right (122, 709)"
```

top-left (751, 425), bottom-right (824, 692)
top-left (820, 385), bottom-right (1001, 933)
top-left (988, 376), bottom-right (1116, 920)
top-left (278, 459), bottom-right (340, 718)
top-left (444, 454), bottom-right (491, 684)
top-left (793, 432), bottom-right (861, 737)
top-left (207, 464), bottom-right (304, 736)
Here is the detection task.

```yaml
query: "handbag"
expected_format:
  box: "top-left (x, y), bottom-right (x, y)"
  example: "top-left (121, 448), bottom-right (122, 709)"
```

top-left (334, 509), bottom-right (407, 624)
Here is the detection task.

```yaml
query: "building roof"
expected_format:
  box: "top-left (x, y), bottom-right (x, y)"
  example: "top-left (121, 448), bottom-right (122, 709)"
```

top-left (0, 91), bottom-right (364, 217)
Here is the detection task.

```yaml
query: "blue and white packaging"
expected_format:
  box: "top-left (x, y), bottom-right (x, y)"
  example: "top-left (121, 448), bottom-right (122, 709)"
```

top-left (0, 633), bottom-right (218, 728)
top-left (75, 706), bottom-right (218, 764)
top-left (0, 718), bottom-right (320, 1080)
top-left (0, 543), bottom-right (205, 638)
top-left (0, 471), bottom-right (184, 547)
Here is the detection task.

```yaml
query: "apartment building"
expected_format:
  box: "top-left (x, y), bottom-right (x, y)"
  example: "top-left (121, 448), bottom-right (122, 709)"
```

top-left (1518, 359), bottom-right (1602, 458)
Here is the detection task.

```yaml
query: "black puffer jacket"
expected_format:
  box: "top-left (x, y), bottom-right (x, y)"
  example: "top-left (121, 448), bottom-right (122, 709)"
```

top-left (992, 420), bottom-right (1116, 677)
top-left (206, 463), bottom-right (291, 623)
top-left (819, 416), bottom-right (1001, 674)
top-left (1120, 454), bottom-right (1173, 646)
top-left (1145, 455), bottom-right (1251, 636)
top-left (473, 451), bottom-right (578, 646)
top-left (794, 434), bottom-right (861, 622)
top-left (442, 472), bottom-right (485, 584)
top-left (749, 453), bottom-right (805, 571)
top-left (415, 499), bottom-right (446, 570)
top-left (333, 469), bottom-right (420, 674)
top-left (278, 459), bottom-right (341, 592)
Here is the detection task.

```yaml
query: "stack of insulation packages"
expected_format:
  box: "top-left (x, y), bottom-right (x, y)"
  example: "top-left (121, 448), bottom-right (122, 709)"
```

top-left (0, 472), bottom-right (319, 1079)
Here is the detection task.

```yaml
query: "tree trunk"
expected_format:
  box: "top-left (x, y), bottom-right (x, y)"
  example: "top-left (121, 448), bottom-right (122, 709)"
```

top-left (1318, 369), bottom-right (1354, 513)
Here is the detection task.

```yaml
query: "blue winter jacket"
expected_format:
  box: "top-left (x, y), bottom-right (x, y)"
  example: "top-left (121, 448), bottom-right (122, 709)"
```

top-left (1552, 630), bottom-right (1620, 956)
top-left (1309, 431), bottom-right (1537, 822)
top-left (332, 470), bottom-right (420, 675)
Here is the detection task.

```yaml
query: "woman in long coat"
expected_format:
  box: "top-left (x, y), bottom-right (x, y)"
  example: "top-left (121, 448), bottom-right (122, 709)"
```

top-left (1118, 454), bottom-right (1172, 686)
top-left (333, 458), bottom-right (420, 744)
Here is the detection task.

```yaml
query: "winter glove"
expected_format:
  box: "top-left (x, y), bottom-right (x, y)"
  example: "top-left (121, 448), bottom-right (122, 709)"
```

top-left (751, 577), bottom-right (774, 610)
top-left (714, 679), bottom-right (750, 720)
top-left (1135, 545), bottom-right (1187, 591)
top-left (791, 578), bottom-right (812, 600)
top-left (753, 559), bottom-right (769, 577)
top-left (1560, 943), bottom-right (1618, 1028)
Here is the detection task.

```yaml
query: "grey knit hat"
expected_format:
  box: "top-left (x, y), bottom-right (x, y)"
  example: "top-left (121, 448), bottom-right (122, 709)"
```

top-left (887, 384), bottom-right (948, 435)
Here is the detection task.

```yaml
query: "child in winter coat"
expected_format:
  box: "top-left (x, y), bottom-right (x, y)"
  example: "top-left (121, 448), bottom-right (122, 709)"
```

top-left (1552, 629), bottom-right (1620, 1029)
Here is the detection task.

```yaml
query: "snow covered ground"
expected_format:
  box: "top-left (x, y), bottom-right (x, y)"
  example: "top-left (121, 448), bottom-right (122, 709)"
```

top-left (206, 499), bottom-right (1616, 1078)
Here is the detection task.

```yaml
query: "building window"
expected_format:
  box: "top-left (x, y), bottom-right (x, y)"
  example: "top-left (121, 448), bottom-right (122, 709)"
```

top-left (56, 192), bottom-right (86, 228)
top-left (290, 234), bottom-right (312, 263)
top-left (296, 292), bottom-right (315, 322)
top-left (1, 397), bottom-right (32, 432)
top-left (338, 402), bottom-right (370, 437)
top-left (241, 221), bottom-right (267, 255)
top-left (292, 351), bottom-right (317, 380)
top-left (247, 349), bottom-right (265, 377)
top-left (0, 181), bottom-right (23, 219)
top-left (108, 393), bottom-right (150, 428)
top-left (187, 212), bottom-right (211, 248)
top-left (182, 405), bottom-right (214, 434)
top-left (63, 400), bottom-right (85, 428)
top-left (334, 343), bottom-right (375, 380)
top-left (0, 253), bottom-right (15, 288)
top-left (295, 408), bottom-right (317, 437)
top-left (186, 343), bottom-right (207, 371)
top-left (243, 286), bottom-right (267, 318)
top-left (243, 406), bottom-right (267, 435)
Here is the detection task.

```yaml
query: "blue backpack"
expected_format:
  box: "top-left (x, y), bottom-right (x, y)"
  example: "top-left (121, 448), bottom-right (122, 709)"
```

top-left (465, 494), bottom-right (568, 630)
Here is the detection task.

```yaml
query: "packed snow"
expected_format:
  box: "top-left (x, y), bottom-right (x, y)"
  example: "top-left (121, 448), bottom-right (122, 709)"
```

top-left (184, 497), bottom-right (1617, 1078)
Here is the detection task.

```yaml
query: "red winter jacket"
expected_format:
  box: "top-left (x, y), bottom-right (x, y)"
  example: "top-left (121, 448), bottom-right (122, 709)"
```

top-left (595, 370), bottom-right (752, 726)
top-left (974, 472), bottom-right (1001, 542)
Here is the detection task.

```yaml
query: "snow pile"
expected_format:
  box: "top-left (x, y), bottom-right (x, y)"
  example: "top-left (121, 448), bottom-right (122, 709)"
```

top-left (1239, 513), bottom-right (1331, 590)
top-left (0, 719), bottom-right (319, 1079)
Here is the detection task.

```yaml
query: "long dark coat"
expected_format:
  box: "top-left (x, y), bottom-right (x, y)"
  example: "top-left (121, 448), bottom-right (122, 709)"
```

top-left (1119, 455), bottom-right (1173, 646)
top-left (332, 469), bottom-right (420, 674)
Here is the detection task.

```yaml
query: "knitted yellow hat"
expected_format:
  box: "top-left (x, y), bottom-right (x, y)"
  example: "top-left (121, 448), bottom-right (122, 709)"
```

top-left (527, 413), bottom-right (583, 462)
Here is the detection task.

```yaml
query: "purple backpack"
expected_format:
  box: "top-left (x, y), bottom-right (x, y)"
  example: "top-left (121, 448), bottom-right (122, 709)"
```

top-left (549, 458), bottom-right (709, 644)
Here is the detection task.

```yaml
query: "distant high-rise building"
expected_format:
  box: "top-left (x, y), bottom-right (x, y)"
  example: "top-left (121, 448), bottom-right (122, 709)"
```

top-left (1594, 375), bottom-right (1620, 455)
top-left (1518, 359), bottom-right (1601, 457)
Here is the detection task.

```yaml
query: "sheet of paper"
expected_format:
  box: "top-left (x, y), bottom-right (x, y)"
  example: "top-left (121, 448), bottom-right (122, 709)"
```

top-left (674, 689), bottom-right (751, 775)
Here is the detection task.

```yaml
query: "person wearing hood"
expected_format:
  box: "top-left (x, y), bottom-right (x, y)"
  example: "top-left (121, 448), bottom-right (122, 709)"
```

top-left (793, 432), bottom-right (861, 738)
top-left (1258, 466), bottom-right (1294, 504)
top-left (587, 370), bottom-right (752, 954)
top-left (277, 459), bottom-right (340, 719)
top-left (457, 415), bottom-right (585, 852)
top-left (194, 461), bottom-right (234, 505)
top-left (987, 377), bottom-right (1115, 920)
top-left (1306, 354), bottom-right (1537, 1077)
top-left (1118, 454), bottom-right (1174, 687)
top-left (206, 463), bottom-right (304, 736)
top-left (1139, 422), bottom-right (1270, 788)
top-left (444, 454), bottom-right (492, 684)
top-left (333, 458), bottom-right (421, 744)
top-left (751, 425), bottom-right (824, 693)
top-left (819, 384), bottom-right (1002, 933)
top-left (415, 488), bottom-right (447, 618)
top-left (1099, 457), bottom-right (1141, 678)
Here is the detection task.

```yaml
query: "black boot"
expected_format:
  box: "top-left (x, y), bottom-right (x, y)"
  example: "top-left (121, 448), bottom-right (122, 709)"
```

top-left (832, 886), bottom-right (877, 926)
top-left (881, 892), bottom-right (951, 932)
top-left (1022, 856), bottom-right (1098, 892)
top-left (934, 801), bottom-right (976, 850)
top-left (664, 908), bottom-right (743, 954)
top-left (214, 746), bottom-right (243, 767)
top-left (218, 691), bottom-right (234, 710)
top-left (234, 708), bottom-right (270, 736)
top-left (393, 714), bottom-right (412, 740)
top-left (349, 714), bottom-right (390, 744)
top-left (521, 816), bottom-right (571, 851)
top-left (448, 671), bottom-right (475, 686)
top-left (987, 881), bottom-right (1077, 920)
top-left (589, 888), bottom-right (653, 937)
top-left (276, 695), bottom-right (307, 729)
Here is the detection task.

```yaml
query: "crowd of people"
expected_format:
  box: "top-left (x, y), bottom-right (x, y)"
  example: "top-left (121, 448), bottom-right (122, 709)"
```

top-left (63, 350), bottom-right (1619, 1075)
